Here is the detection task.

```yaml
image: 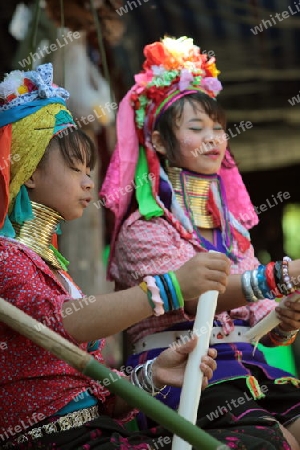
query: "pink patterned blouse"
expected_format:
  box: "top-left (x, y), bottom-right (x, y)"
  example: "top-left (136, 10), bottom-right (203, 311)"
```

top-left (110, 210), bottom-right (276, 344)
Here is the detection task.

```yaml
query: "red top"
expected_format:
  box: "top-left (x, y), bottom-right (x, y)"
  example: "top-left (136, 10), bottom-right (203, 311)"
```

top-left (0, 237), bottom-right (122, 434)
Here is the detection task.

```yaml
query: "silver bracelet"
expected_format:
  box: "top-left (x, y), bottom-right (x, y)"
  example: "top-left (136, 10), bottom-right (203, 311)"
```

top-left (272, 326), bottom-right (299, 340)
top-left (241, 270), bottom-right (258, 302)
top-left (250, 269), bottom-right (265, 300)
top-left (130, 364), bottom-right (144, 390)
top-left (130, 360), bottom-right (166, 396)
top-left (143, 359), bottom-right (166, 395)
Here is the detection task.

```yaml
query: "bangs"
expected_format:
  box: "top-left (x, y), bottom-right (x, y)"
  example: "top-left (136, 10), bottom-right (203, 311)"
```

top-left (173, 92), bottom-right (226, 129)
top-left (154, 91), bottom-right (227, 165)
top-left (51, 128), bottom-right (97, 169)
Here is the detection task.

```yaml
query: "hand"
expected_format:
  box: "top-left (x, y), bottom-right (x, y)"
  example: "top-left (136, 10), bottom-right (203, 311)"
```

top-left (151, 337), bottom-right (217, 390)
top-left (175, 252), bottom-right (231, 300)
top-left (275, 296), bottom-right (300, 332)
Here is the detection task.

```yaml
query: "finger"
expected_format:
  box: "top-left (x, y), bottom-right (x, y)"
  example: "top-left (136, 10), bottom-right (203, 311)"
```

top-left (203, 280), bottom-right (228, 294)
top-left (205, 270), bottom-right (229, 287)
top-left (201, 356), bottom-right (217, 373)
top-left (201, 376), bottom-right (208, 390)
top-left (206, 259), bottom-right (231, 276)
top-left (207, 347), bottom-right (217, 359)
top-left (276, 307), bottom-right (300, 323)
top-left (285, 301), bottom-right (300, 312)
top-left (174, 335), bottom-right (198, 356)
top-left (276, 313), bottom-right (300, 330)
top-left (200, 363), bottom-right (214, 382)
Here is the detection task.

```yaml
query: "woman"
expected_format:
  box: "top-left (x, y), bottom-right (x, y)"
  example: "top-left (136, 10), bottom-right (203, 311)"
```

top-left (0, 63), bottom-right (227, 449)
top-left (102, 36), bottom-right (300, 450)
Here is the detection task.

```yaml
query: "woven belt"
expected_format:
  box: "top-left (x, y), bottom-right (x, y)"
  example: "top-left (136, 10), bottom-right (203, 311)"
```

top-left (133, 326), bottom-right (250, 354)
top-left (2, 405), bottom-right (99, 448)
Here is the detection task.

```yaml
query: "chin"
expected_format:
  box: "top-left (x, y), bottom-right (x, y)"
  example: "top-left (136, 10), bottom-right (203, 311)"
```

top-left (63, 210), bottom-right (83, 221)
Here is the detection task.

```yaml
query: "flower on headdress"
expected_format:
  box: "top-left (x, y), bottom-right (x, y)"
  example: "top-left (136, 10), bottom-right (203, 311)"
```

top-left (131, 36), bottom-right (223, 129)
top-left (204, 57), bottom-right (220, 78)
top-left (0, 63), bottom-right (69, 111)
top-left (134, 70), bottom-right (154, 87)
top-left (143, 41), bottom-right (171, 71)
top-left (179, 69), bottom-right (194, 91)
top-left (201, 77), bottom-right (222, 95)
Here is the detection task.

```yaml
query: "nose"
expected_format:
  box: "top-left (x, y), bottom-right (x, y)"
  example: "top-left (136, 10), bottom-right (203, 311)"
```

top-left (82, 174), bottom-right (94, 190)
top-left (203, 129), bottom-right (216, 144)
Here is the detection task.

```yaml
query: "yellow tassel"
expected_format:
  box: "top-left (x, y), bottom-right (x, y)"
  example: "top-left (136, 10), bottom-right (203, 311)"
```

top-left (274, 377), bottom-right (300, 387)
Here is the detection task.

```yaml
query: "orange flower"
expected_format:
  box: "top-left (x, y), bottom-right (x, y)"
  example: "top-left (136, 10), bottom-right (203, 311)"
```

top-left (143, 42), bottom-right (171, 70)
top-left (203, 58), bottom-right (220, 78)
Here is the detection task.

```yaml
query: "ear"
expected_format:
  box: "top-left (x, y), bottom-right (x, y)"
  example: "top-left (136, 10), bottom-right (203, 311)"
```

top-left (24, 172), bottom-right (38, 189)
top-left (151, 130), bottom-right (167, 156)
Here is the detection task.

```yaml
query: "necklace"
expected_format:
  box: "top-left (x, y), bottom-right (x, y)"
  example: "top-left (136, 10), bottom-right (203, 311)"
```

top-left (13, 201), bottom-right (69, 271)
top-left (166, 166), bottom-right (235, 257)
top-left (167, 166), bottom-right (218, 229)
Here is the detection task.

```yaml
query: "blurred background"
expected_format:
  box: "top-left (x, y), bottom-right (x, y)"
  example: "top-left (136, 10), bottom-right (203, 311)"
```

top-left (2, 0), bottom-right (300, 372)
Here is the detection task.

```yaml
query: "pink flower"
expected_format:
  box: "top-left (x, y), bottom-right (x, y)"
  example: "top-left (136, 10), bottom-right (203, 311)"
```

top-left (201, 77), bottom-right (223, 94)
top-left (179, 69), bottom-right (194, 91)
top-left (134, 70), bottom-right (153, 86)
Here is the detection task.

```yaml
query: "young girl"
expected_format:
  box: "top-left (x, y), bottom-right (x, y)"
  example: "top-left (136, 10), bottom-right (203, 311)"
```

top-left (0, 63), bottom-right (227, 449)
top-left (102, 36), bottom-right (300, 450)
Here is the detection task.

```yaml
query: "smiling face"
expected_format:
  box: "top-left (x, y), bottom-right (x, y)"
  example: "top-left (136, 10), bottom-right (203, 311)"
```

top-left (152, 93), bottom-right (227, 175)
top-left (25, 129), bottom-right (95, 221)
top-left (172, 101), bottom-right (227, 174)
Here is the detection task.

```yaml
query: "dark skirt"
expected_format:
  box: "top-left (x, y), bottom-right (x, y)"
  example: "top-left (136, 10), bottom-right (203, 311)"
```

top-left (3, 413), bottom-right (291, 450)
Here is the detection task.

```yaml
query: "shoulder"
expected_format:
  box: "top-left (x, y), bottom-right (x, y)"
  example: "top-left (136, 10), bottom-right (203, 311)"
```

top-left (118, 210), bottom-right (181, 245)
top-left (0, 237), bottom-right (43, 268)
top-left (0, 237), bottom-right (53, 286)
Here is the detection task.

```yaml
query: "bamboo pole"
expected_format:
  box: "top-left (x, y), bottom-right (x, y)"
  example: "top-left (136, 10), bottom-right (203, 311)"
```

top-left (0, 297), bottom-right (227, 450)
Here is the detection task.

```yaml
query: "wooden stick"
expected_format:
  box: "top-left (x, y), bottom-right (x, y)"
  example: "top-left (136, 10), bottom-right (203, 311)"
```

top-left (0, 297), bottom-right (226, 450)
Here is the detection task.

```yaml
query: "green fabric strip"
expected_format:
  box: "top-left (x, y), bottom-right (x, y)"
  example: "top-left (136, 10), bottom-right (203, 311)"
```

top-left (135, 146), bottom-right (163, 220)
top-left (50, 244), bottom-right (70, 271)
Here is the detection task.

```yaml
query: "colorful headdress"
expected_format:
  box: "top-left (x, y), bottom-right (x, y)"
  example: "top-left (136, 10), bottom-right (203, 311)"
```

top-left (0, 63), bottom-right (76, 236)
top-left (100, 37), bottom-right (258, 275)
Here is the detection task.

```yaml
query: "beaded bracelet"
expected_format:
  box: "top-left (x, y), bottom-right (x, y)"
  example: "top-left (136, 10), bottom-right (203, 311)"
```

top-left (282, 256), bottom-right (295, 295)
top-left (268, 327), bottom-right (298, 347)
top-left (273, 325), bottom-right (299, 340)
top-left (273, 261), bottom-right (287, 296)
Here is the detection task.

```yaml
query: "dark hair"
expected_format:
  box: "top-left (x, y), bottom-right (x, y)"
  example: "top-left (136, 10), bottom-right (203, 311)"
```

top-left (39, 128), bottom-right (97, 170)
top-left (154, 91), bottom-right (235, 168)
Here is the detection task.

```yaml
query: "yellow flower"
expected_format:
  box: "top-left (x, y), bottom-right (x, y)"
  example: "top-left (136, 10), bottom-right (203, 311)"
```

top-left (17, 85), bottom-right (28, 94)
top-left (162, 36), bottom-right (195, 59)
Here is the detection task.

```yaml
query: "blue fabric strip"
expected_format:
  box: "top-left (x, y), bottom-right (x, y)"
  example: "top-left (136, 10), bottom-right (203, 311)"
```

top-left (56, 391), bottom-right (97, 415)
top-left (0, 98), bottom-right (66, 127)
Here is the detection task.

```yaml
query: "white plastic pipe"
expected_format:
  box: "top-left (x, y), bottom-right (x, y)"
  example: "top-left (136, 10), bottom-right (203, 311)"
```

top-left (172, 286), bottom-right (219, 450)
top-left (245, 291), bottom-right (300, 343)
